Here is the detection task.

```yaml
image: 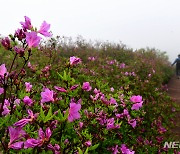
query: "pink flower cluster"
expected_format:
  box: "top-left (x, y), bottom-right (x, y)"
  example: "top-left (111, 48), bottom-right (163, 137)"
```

top-left (68, 99), bottom-right (81, 122)
top-left (15, 16), bottom-right (52, 49)
top-left (130, 95), bottom-right (143, 110)
top-left (0, 64), bottom-right (8, 78)
top-left (82, 82), bottom-right (92, 91)
top-left (70, 56), bottom-right (81, 66)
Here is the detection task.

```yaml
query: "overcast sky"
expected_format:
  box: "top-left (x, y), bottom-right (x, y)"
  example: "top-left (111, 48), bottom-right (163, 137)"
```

top-left (0, 0), bottom-right (180, 62)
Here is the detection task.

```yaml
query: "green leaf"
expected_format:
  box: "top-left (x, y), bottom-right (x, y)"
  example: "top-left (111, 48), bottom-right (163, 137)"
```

top-left (88, 144), bottom-right (99, 151)
top-left (63, 108), bottom-right (69, 121)
top-left (77, 147), bottom-right (83, 154)
top-left (63, 70), bottom-right (67, 81)
top-left (39, 107), bottom-right (45, 120)
top-left (57, 72), bottom-right (63, 80)
top-left (44, 105), bottom-right (54, 122)
top-left (84, 147), bottom-right (89, 154)
top-left (0, 115), bottom-right (10, 127)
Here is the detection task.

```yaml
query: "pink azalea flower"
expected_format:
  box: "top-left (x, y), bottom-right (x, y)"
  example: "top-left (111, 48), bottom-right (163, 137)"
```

top-left (0, 99), bottom-right (10, 116)
top-left (88, 57), bottom-right (95, 61)
top-left (109, 97), bottom-right (118, 106)
top-left (130, 95), bottom-right (143, 103)
top-left (119, 63), bottom-right (126, 69)
top-left (14, 46), bottom-right (25, 56)
top-left (115, 113), bottom-right (124, 119)
top-left (156, 136), bottom-right (163, 143)
top-left (25, 82), bottom-right (32, 92)
top-left (15, 28), bottom-right (26, 40)
top-left (54, 86), bottom-right (67, 93)
top-left (27, 62), bottom-right (32, 68)
top-left (70, 56), bottom-right (81, 66)
top-left (2, 104), bottom-right (10, 116)
top-left (41, 88), bottom-right (54, 103)
top-left (70, 84), bottom-right (79, 91)
top-left (158, 126), bottom-right (167, 134)
top-left (26, 31), bottom-right (41, 48)
top-left (0, 64), bottom-right (8, 77)
top-left (120, 144), bottom-right (135, 154)
top-left (82, 82), bottom-right (92, 91)
top-left (38, 21), bottom-right (52, 37)
top-left (128, 119), bottom-right (137, 128)
top-left (112, 145), bottom-right (119, 154)
top-left (1, 37), bottom-right (11, 50)
top-left (14, 109), bottom-right (38, 128)
top-left (0, 87), bottom-right (4, 95)
top-left (2, 105), bottom-right (10, 115)
top-left (110, 87), bottom-right (114, 92)
top-left (8, 126), bottom-right (26, 150)
top-left (94, 88), bottom-right (100, 94)
top-left (79, 122), bottom-right (84, 128)
top-left (131, 102), bottom-right (143, 110)
top-left (20, 16), bottom-right (32, 30)
top-left (84, 141), bottom-right (92, 147)
top-left (106, 118), bottom-right (120, 130)
top-left (68, 103), bottom-right (81, 122)
top-left (24, 127), bottom-right (52, 148)
top-left (125, 72), bottom-right (129, 76)
top-left (14, 99), bottom-right (20, 106)
top-left (123, 109), bottom-right (129, 116)
top-left (23, 96), bottom-right (33, 106)
top-left (48, 144), bottom-right (61, 154)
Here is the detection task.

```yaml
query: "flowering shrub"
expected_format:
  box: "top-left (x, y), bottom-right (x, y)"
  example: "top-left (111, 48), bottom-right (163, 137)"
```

top-left (0, 17), bottom-right (178, 154)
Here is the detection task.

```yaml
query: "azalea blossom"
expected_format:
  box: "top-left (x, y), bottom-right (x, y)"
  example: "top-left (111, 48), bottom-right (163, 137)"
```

top-left (119, 63), bottom-right (126, 69)
top-left (14, 99), bottom-right (20, 106)
top-left (70, 56), bottom-right (81, 66)
top-left (109, 97), bottom-right (118, 106)
top-left (0, 87), bottom-right (4, 95)
top-left (23, 96), bottom-right (33, 106)
top-left (120, 144), bottom-right (135, 154)
top-left (0, 64), bottom-right (8, 77)
top-left (20, 16), bottom-right (32, 30)
top-left (128, 119), bottom-right (137, 128)
top-left (68, 103), bottom-right (81, 122)
top-left (14, 109), bottom-right (38, 128)
top-left (79, 122), bottom-right (83, 129)
top-left (15, 28), bottom-right (26, 40)
top-left (82, 82), bottom-right (92, 91)
top-left (106, 118), bottom-right (120, 130)
top-left (110, 87), bottom-right (114, 92)
top-left (130, 95), bottom-right (143, 103)
top-left (38, 21), bottom-right (51, 37)
top-left (84, 141), bottom-right (92, 147)
top-left (48, 144), bottom-right (61, 154)
top-left (8, 127), bottom-right (26, 150)
top-left (70, 84), bottom-right (79, 91)
top-left (111, 145), bottom-right (119, 154)
top-left (1, 99), bottom-right (10, 116)
top-left (26, 31), bottom-right (41, 48)
top-left (1, 37), bottom-right (11, 50)
top-left (25, 82), bottom-right (32, 92)
top-left (24, 127), bottom-right (52, 148)
top-left (41, 88), bottom-right (54, 103)
top-left (54, 86), bottom-right (67, 93)
top-left (14, 46), bottom-right (25, 56)
top-left (131, 102), bottom-right (143, 110)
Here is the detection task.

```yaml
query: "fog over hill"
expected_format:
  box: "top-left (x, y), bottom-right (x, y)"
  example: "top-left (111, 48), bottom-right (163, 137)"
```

top-left (0, 0), bottom-right (180, 62)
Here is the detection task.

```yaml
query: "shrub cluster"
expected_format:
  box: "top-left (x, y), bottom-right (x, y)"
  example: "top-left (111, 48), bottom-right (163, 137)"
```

top-left (0, 16), bottom-right (177, 154)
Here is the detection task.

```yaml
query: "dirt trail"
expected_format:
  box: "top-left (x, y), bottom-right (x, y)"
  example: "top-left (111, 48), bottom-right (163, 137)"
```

top-left (167, 75), bottom-right (180, 140)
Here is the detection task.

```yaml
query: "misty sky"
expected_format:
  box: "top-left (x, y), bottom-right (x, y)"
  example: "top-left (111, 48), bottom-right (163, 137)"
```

top-left (0, 0), bottom-right (180, 62)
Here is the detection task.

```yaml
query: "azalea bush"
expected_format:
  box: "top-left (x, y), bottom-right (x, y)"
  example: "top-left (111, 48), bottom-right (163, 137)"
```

top-left (0, 16), bottom-right (178, 154)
